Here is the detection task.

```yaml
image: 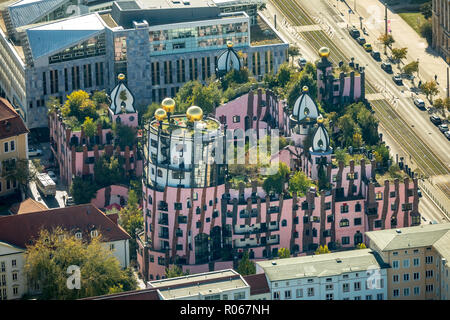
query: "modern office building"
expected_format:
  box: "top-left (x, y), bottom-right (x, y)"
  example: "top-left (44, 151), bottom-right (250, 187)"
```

top-left (0, 0), bottom-right (287, 129)
top-left (256, 249), bottom-right (388, 300)
top-left (366, 223), bottom-right (450, 300)
top-left (0, 97), bottom-right (29, 200)
top-left (432, 0), bottom-right (449, 63)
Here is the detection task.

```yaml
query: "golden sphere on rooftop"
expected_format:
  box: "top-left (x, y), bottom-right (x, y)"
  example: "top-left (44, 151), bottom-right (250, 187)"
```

top-left (302, 86), bottom-right (309, 92)
top-left (161, 97), bottom-right (175, 113)
top-left (117, 73), bottom-right (126, 81)
top-left (227, 41), bottom-right (234, 48)
top-left (318, 47), bottom-right (330, 58)
top-left (317, 115), bottom-right (324, 124)
top-left (186, 106), bottom-right (203, 122)
top-left (154, 108), bottom-right (167, 121)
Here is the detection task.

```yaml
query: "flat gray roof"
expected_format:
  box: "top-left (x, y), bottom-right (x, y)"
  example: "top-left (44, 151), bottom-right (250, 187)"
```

top-left (257, 249), bottom-right (386, 282)
top-left (365, 223), bottom-right (450, 252)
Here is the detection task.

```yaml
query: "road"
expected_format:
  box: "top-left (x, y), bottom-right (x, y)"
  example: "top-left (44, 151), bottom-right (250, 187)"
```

top-left (266, 0), bottom-right (450, 185)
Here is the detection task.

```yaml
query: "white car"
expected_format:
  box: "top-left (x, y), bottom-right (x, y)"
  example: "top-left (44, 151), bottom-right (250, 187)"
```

top-left (414, 98), bottom-right (426, 110)
top-left (28, 147), bottom-right (42, 157)
top-left (47, 170), bottom-right (57, 183)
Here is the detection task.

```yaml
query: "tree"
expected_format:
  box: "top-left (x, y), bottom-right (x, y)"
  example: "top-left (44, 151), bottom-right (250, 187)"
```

top-left (444, 97), bottom-right (450, 112)
top-left (118, 190), bottom-right (143, 261)
top-left (402, 61), bottom-right (419, 76)
top-left (334, 148), bottom-right (347, 164)
top-left (82, 117), bottom-right (96, 139)
top-left (378, 34), bottom-right (395, 54)
top-left (24, 228), bottom-right (137, 299)
top-left (46, 96), bottom-right (61, 115)
top-left (419, 20), bottom-right (433, 45)
top-left (420, 80), bottom-right (439, 101)
top-left (263, 162), bottom-right (290, 195)
top-left (391, 47), bottom-right (408, 67)
top-left (113, 123), bottom-right (137, 150)
top-left (433, 98), bottom-right (446, 117)
top-left (143, 102), bottom-right (161, 122)
top-left (374, 144), bottom-right (390, 169)
top-left (60, 90), bottom-right (98, 122)
top-left (70, 176), bottom-right (98, 204)
top-left (356, 243), bottom-right (367, 249)
top-left (356, 106), bottom-right (379, 145)
top-left (276, 63), bottom-right (291, 88)
top-left (165, 265), bottom-right (189, 278)
top-left (237, 252), bottom-right (256, 275)
top-left (277, 248), bottom-right (291, 259)
top-left (2, 159), bottom-right (37, 187)
top-left (94, 155), bottom-right (125, 188)
top-left (287, 73), bottom-right (317, 108)
top-left (314, 245), bottom-right (331, 255)
top-left (337, 114), bottom-right (357, 147)
top-left (175, 81), bottom-right (221, 114)
top-left (92, 90), bottom-right (109, 107)
top-left (288, 46), bottom-right (300, 66)
top-left (288, 170), bottom-right (311, 196)
top-left (420, 2), bottom-right (432, 19)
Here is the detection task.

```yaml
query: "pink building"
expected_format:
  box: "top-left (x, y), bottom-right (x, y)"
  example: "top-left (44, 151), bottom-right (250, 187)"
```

top-left (137, 85), bottom-right (419, 282)
top-left (49, 78), bottom-right (142, 188)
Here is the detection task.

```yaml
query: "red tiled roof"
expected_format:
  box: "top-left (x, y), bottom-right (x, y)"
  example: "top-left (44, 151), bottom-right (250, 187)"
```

top-left (0, 204), bottom-right (130, 249)
top-left (0, 97), bottom-right (29, 140)
top-left (81, 288), bottom-right (160, 300)
top-left (244, 273), bottom-right (270, 296)
top-left (9, 198), bottom-right (47, 215)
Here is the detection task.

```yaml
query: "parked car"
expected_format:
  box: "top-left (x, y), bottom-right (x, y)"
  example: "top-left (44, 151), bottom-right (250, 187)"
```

top-left (356, 37), bottom-right (366, 45)
top-left (28, 147), bottom-right (42, 157)
top-left (414, 98), bottom-right (426, 110)
top-left (392, 74), bottom-right (403, 85)
top-left (349, 27), bottom-right (360, 39)
top-left (363, 43), bottom-right (372, 52)
top-left (444, 131), bottom-right (450, 140)
top-left (381, 62), bottom-right (393, 73)
top-left (47, 170), bottom-right (57, 183)
top-left (371, 51), bottom-right (381, 61)
top-left (417, 188), bottom-right (422, 198)
top-left (438, 124), bottom-right (449, 133)
top-left (297, 57), bottom-right (307, 68)
top-left (430, 115), bottom-right (442, 125)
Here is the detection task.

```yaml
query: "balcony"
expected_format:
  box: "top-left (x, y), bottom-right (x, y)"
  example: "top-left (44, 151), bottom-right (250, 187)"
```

top-left (234, 223), bottom-right (268, 234)
top-left (267, 234), bottom-right (280, 245)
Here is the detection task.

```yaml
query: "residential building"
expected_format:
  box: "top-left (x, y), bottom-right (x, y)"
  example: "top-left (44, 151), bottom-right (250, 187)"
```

top-left (243, 273), bottom-right (271, 299)
top-left (365, 223), bottom-right (450, 300)
top-left (8, 198), bottom-right (46, 215)
top-left (432, 0), bottom-right (450, 63)
top-left (137, 48), bottom-right (420, 281)
top-left (255, 249), bottom-right (388, 300)
top-left (0, 203), bottom-right (131, 300)
top-left (83, 269), bottom-right (251, 300)
top-left (0, 97), bottom-right (29, 200)
top-left (48, 76), bottom-right (142, 188)
top-left (0, 0), bottom-right (288, 129)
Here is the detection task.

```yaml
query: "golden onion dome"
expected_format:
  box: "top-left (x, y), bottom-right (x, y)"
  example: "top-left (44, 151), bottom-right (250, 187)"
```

top-left (154, 108), bottom-right (167, 121)
top-left (117, 73), bottom-right (126, 81)
top-left (317, 114), bottom-right (324, 124)
top-left (318, 47), bottom-right (330, 58)
top-left (302, 86), bottom-right (309, 93)
top-left (161, 97), bottom-right (175, 113)
top-left (186, 106), bottom-right (203, 122)
top-left (227, 41), bottom-right (233, 48)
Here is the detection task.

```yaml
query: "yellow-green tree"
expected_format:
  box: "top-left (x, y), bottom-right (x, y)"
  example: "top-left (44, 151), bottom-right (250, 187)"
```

top-left (315, 245), bottom-right (331, 255)
top-left (24, 228), bottom-right (137, 299)
top-left (356, 243), bottom-right (367, 249)
top-left (118, 190), bottom-right (143, 261)
top-left (82, 117), bottom-right (96, 139)
top-left (277, 248), bottom-right (291, 259)
top-left (420, 80), bottom-right (439, 102)
top-left (165, 265), bottom-right (190, 278)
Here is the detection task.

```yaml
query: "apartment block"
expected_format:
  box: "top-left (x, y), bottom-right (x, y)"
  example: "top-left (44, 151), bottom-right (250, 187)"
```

top-left (432, 0), bottom-right (450, 62)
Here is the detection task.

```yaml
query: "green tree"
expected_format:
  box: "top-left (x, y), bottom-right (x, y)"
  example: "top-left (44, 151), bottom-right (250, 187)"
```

top-left (46, 96), bottom-right (61, 115)
top-left (24, 228), bottom-right (137, 299)
top-left (143, 102), bottom-right (161, 122)
top-left (420, 2), bottom-right (432, 19)
top-left (237, 252), bottom-right (256, 275)
top-left (94, 155), bottom-right (125, 188)
top-left (444, 97), bottom-right (450, 112)
top-left (92, 90), bottom-right (109, 106)
top-left (419, 20), bottom-right (433, 45)
top-left (433, 98), bottom-right (446, 117)
top-left (113, 123), bottom-right (137, 150)
top-left (378, 34), bottom-right (395, 54)
top-left (82, 117), bottom-right (96, 139)
top-left (374, 144), bottom-right (390, 169)
top-left (165, 265), bottom-right (190, 278)
top-left (263, 162), bottom-right (290, 195)
top-left (276, 63), bottom-right (291, 88)
top-left (391, 47), bottom-right (408, 67)
top-left (288, 170), bottom-right (311, 196)
top-left (334, 148), bottom-right (347, 164)
top-left (175, 81), bottom-right (221, 114)
top-left (402, 61), bottom-right (419, 77)
top-left (288, 46), bottom-right (300, 66)
top-left (61, 90), bottom-right (98, 122)
top-left (287, 73), bottom-right (317, 108)
top-left (118, 190), bottom-right (143, 261)
top-left (337, 114), bottom-right (357, 147)
top-left (277, 248), bottom-right (291, 259)
top-left (2, 159), bottom-right (38, 188)
top-left (420, 80), bottom-right (439, 101)
top-left (70, 176), bottom-right (98, 204)
top-left (356, 106), bottom-right (379, 145)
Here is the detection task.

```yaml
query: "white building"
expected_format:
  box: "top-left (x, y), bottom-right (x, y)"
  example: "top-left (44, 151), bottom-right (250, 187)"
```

top-left (256, 249), bottom-right (388, 300)
top-left (0, 203), bottom-right (131, 300)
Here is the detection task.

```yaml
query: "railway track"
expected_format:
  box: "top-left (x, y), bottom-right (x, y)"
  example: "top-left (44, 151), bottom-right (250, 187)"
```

top-left (271, 0), bottom-right (450, 197)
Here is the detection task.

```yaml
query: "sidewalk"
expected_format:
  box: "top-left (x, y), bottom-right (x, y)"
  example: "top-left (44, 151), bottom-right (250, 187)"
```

top-left (334, 0), bottom-right (449, 99)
